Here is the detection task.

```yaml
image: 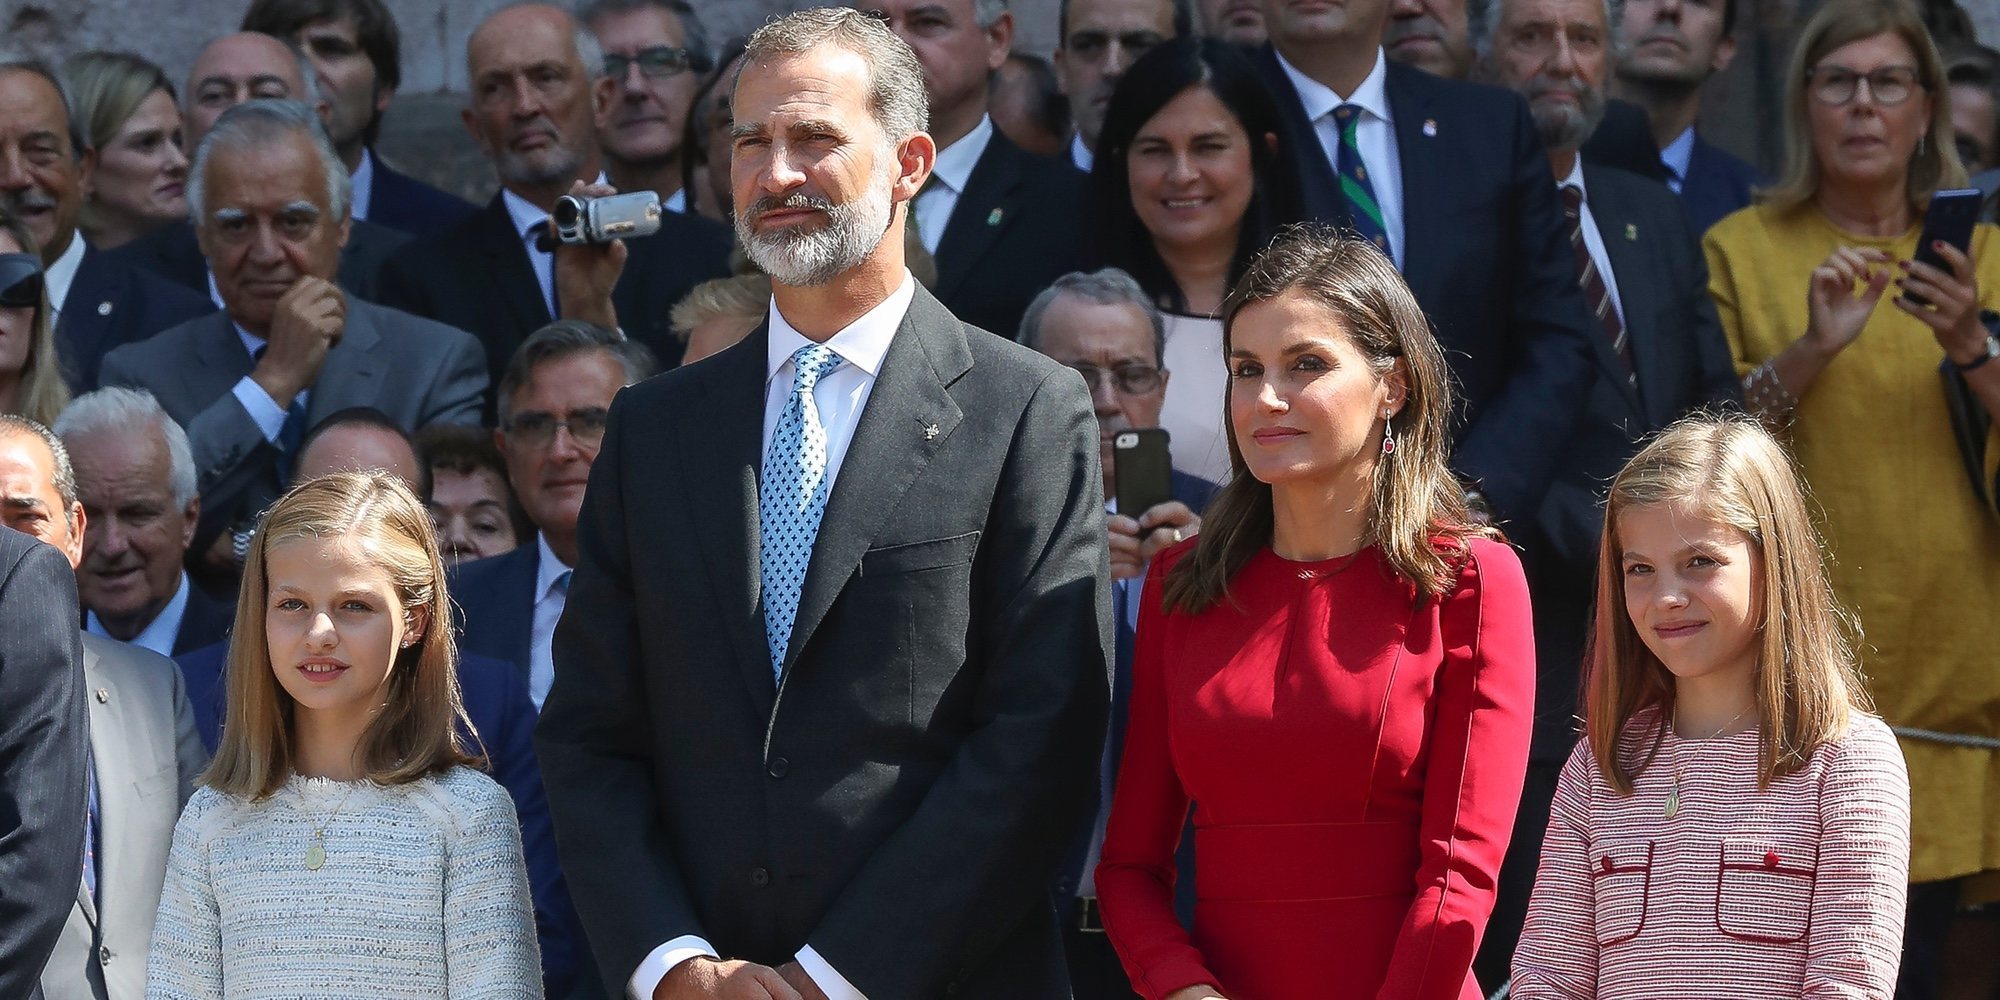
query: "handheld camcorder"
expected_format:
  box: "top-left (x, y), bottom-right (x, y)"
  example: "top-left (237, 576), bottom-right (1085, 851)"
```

top-left (549, 190), bottom-right (663, 245)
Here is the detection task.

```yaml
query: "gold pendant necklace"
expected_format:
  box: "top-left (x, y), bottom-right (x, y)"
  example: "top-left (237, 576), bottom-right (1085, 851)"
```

top-left (1667, 707), bottom-right (1750, 820)
top-left (300, 780), bottom-right (359, 871)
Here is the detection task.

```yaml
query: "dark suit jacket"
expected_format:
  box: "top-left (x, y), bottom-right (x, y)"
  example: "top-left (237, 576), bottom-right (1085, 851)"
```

top-left (537, 284), bottom-right (1112, 997)
top-left (1680, 133), bottom-right (1763, 236)
top-left (170, 582), bottom-right (234, 657)
top-left (55, 243), bottom-right (215, 390)
top-left (1256, 49), bottom-right (1595, 522)
top-left (1520, 164), bottom-right (1741, 763)
top-left (107, 217), bottom-right (411, 305)
top-left (932, 129), bottom-right (1088, 339)
top-left (96, 299), bottom-right (487, 555)
top-left (450, 542), bottom-right (539, 683)
top-left (172, 641), bottom-right (581, 996)
top-left (365, 156), bottom-right (478, 238)
top-left (0, 532), bottom-right (89, 1000)
top-left (1580, 99), bottom-right (1667, 183)
top-left (375, 192), bottom-right (733, 407)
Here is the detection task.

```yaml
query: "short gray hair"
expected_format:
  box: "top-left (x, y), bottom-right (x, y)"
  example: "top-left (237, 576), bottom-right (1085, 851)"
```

top-left (1019, 268), bottom-right (1166, 366)
top-left (498, 320), bottom-right (658, 424)
top-left (1472, 0), bottom-right (1626, 58)
top-left (0, 56), bottom-right (88, 162)
top-left (975, 0), bottom-right (1009, 29)
top-left (575, 0), bottom-right (714, 69)
top-left (188, 99), bottom-right (351, 226)
top-left (0, 413), bottom-right (78, 514)
top-left (741, 7), bottom-right (928, 143)
top-left (53, 387), bottom-right (198, 510)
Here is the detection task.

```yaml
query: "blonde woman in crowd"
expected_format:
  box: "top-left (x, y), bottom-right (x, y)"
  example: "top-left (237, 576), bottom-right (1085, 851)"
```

top-left (0, 206), bottom-right (70, 427)
top-left (62, 52), bottom-right (188, 252)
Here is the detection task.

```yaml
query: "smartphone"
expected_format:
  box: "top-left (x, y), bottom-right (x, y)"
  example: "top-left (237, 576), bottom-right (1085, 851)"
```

top-left (1113, 428), bottom-right (1173, 519)
top-left (1905, 188), bottom-right (1984, 307)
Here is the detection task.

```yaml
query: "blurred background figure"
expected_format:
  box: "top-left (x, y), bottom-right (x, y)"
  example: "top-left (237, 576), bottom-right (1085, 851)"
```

top-left (581, 0), bottom-right (712, 212)
top-left (1946, 43), bottom-right (2000, 211)
top-left (0, 208), bottom-right (70, 427)
top-left (992, 51), bottom-right (1073, 157)
top-left (1610, 0), bottom-right (1764, 233)
top-left (1053, 0), bottom-right (1187, 173)
top-left (1200, 0), bottom-right (1265, 47)
top-left (678, 36), bottom-right (744, 224)
top-left (667, 273), bottom-right (767, 367)
top-left (62, 53), bottom-right (188, 253)
top-left (417, 422), bottom-right (526, 567)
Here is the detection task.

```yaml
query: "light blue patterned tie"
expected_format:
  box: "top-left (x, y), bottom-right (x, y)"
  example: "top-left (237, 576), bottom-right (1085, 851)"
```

top-left (760, 343), bottom-right (846, 677)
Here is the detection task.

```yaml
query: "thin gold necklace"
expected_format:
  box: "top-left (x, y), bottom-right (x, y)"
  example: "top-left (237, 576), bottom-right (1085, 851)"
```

top-left (300, 779), bottom-right (359, 871)
top-left (1665, 707), bottom-right (1750, 820)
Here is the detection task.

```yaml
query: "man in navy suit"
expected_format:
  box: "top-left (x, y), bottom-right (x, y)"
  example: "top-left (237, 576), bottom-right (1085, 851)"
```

top-left (0, 61), bottom-right (214, 390)
top-left (1052, 0), bottom-right (1191, 174)
top-left (1473, 0), bottom-right (1741, 984)
top-left (1021, 269), bottom-right (1212, 1000)
top-left (1254, 0), bottom-right (1596, 526)
top-left (1612, 0), bottom-right (1762, 233)
top-left (242, 0), bottom-right (479, 238)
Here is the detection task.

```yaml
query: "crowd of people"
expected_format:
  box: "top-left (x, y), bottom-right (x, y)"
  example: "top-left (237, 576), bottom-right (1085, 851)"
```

top-left (0, 0), bottom-right (1995, 997)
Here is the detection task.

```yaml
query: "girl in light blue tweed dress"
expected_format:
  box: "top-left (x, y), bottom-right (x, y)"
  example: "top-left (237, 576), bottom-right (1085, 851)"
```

top-left (146, 472), bottom-right (541, 999)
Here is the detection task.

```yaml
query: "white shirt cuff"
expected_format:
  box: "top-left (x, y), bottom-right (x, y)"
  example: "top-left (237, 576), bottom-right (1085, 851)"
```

top-left (230, 376), bottom-right (289, 444)
top-left (796, 946), bottom-right (868, 1000)
top-left (627, 936), bottom-right (719, 1000)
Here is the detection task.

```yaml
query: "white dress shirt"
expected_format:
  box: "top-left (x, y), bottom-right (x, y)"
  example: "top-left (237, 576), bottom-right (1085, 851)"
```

top-left (85, 571), bottom-right (191, 657)
top-left (1559, 156), bottom-right (1627, 331)
top-left (350, 147), bottom-right (377, 221)
top-left (528, 533), bottom-right (572, 709)
top-left (502, 187), bottom-right (559, 318)
top-left (1274, 47), bottom-right (1406, 268)
top-left (1660, 124), bottom-right (1697, 196)
top-left (43, 232), bottom-right (85, 328)
top-left (663, 187), bottom-right (687, 214)
top-left (628, 272), bottom-right (918, 1000)
top-left (229, 323), bottom-right (313, 444)
top-left (1070, 132), bottom-right (1094, 174)
top-left (913, 115), bottom-right (994, 255)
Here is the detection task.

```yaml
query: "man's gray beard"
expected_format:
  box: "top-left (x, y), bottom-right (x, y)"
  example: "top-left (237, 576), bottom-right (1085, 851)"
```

top-left (737, 174), bottom-right (894, 288)
top-left (1529, 85), bottom-right (1608, 158)
top-left (497, 144), bottom-right (585, 189)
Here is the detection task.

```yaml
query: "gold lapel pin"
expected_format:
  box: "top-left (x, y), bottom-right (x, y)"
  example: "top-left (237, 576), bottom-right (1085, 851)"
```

top-left (922, 423), bottom-right (940, 441)
top-left (986, 207), bottom-right (1003, 227)
top-left (1625, 223), bottom-right (1639, 241)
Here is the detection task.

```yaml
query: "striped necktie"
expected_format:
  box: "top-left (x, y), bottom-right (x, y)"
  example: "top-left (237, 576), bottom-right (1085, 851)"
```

top-left (1331, 104), bottom-right (1390, 258)
top-left (1558, 184), bottom-right (1635, 379)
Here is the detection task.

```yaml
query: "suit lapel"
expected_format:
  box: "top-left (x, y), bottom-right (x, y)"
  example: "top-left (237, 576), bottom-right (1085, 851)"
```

top-left (187, 314), bottom-right (254, 406)
top-left (686, 332), bottom-right (780, 717)
top-left (933, 133), bottom-right (1024, 302)
top-left (1253, 46), bottom-right (1344, 222)
top-left (476, 196), bottom-right (552, 342)
top-left (306, 301), bottom-right (383, 424)
top-left (779, 287), bottom-right (969, 681)
top-left (76, 643), bottom-right (111, 933)
top-left (1581, 168), bottom-right (1649, 420)
top-left (1385, 66), bottom-right (1443, 304)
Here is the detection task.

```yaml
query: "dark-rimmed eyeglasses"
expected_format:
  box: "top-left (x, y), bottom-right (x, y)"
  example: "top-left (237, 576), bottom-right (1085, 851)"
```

top-left (1068, 363), bottom-right (1164, 395)
top-left (504, 408), bottom-right (610, 449)
top-left (0, 253), bottom-right (43, 310)
top-left (603, 46), bottom-right (710, 81)
top-left (1807, 64), bottom-right (1923, 106)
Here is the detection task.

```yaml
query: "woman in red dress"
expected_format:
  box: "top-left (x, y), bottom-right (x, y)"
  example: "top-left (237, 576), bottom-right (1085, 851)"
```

top-left (1096, 225), bottom-right (1537, 1000)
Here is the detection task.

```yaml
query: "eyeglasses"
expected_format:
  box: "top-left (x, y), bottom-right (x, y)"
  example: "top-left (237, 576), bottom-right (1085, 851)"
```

top-left (0, 253), bottom-right (43, 310)
top-left (1068, 363), bottom-right (1164, 395)
top-left (504, 408), bottom-right (610, 449)
top-left (603, 46), bottom-right (710, 81)
top-left (1807, 64), bottom-right (1923, 106)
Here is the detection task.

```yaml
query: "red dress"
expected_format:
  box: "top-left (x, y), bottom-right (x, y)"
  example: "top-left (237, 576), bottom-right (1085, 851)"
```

top-left (1097, 538), bottom-right (1536, 1000)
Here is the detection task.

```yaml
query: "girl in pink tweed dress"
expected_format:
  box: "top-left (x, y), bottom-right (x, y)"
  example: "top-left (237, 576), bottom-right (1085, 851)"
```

top-left (1511, 416), bottom-right (1911, 999)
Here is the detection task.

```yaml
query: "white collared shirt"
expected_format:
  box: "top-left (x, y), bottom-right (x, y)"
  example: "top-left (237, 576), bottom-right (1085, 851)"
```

top-left (350, 147), bottom-right (377, 221)
top-left (1274, 47), bottom-right (1406, 268)
top-left (1559, 156), bottom-right (1627, 331)
top-left (627, 275), bottom-right (918, 1000)
top-left (502, 187), bottom-right (559, 318)
top-left (1660, 125), bottom-right (1697, 196)
top-left (228, 322), bottom-right (313, 445)
top-left (1070, 132), bottom-right (1094, 174)
top-left (528, 533), bottom-right (572, 709)
top-left (85, 571), bottom-right (191, 658)
top-left (44, 233), bottom-right (85, 327)
top-left (663, 187), bottom-right (687, 214)
top-left (913, 115), bottom-right (994, 255)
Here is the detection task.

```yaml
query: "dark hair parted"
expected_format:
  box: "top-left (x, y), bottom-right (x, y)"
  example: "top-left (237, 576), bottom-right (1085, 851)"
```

top-left (1087, 37), bottom-right (1302, 313)
top-left (241, 0), bottom-right (401, 145)
top-left (497, 319), bottom-right (658, 424)
top-left (1161, 225), bottom-right (1490, 614)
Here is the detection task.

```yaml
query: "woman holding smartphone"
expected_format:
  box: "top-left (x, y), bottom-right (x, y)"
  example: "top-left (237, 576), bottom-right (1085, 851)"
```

top-left (1701, 0), bottom-right (2000, 978)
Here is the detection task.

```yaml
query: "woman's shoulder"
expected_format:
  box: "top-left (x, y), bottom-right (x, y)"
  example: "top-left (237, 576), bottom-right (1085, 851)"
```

top-left (1450, 536), bottom-right (1529, 597)
top-left (1702, 203), bottom-right (1801, 259)
top-left (1820, 713), bottom-right (1907, 775)
top-left (413, 766), bottom-right (519, 829)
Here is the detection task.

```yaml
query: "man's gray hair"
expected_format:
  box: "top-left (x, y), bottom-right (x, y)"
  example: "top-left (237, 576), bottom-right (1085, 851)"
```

top-left (0, 413), bottom-right (78, 514)
top-left (574, 0), bottom-right (714, 68)
top-left (974, 0), bottom-right (1009, 29)
top-left (741, 7), bottom-right (928, 143)
top-left (1471, 0), bottom-right (1626, 57)
top-left (1019, 268), bottom-right (1166, 366)
top-left (498, 320), bottom-right (658, 424)
top-left (188, 99), bottom-right (351, 225)
top-left (0, 55), bottom-right (88, 162)
top-left (53, 387), bottom-right (198, 510)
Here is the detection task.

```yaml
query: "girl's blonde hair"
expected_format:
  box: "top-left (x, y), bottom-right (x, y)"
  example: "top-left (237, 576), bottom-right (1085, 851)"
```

top-left (1586, 414), bottom-right (1871, 793)
top-left (204, 471), bottom-right (479, 798)
top-left (1761, 0), bottom-right (1968, 214)
top-left (0, 207), bottom-right (71, 427)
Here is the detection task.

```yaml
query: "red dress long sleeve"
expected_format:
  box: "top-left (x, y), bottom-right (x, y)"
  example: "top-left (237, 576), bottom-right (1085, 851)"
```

top-left (1096, 538), bottom-right (1536, 1000)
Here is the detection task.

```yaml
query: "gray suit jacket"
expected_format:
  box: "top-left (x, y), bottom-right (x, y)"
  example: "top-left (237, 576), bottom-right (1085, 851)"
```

top-left (42, 635), bottom-right (206, 1000)
top-left (96, 297), bottom-right (488, 549)
top-left (0, 533), bottom-right (89, 1000)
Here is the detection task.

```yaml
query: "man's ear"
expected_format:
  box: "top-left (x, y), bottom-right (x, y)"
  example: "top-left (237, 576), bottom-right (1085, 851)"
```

top-left (77, 147), bottom-right (98, 200)
top-left (986, 11), bottom-right (1015, 71)
top-left (1712, 33), bottom-right (1738, 75)
top-left (895, 131), bottom-right (939, 203)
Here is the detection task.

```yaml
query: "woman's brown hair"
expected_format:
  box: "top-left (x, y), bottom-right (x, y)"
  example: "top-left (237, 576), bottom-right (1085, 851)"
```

top-left (1586, 414), bottom-right (1872, 794)
top-left (1762, 0), bottom-right (1968, 213)
top-left (0, 206), bottom-right (70, 427)
top-left (204, 471), bottom-right (481, 798)
top-left (1162, 224), bottom-right (1491, 613)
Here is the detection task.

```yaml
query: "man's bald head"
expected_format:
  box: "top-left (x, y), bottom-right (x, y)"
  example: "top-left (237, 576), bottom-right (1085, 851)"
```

top-left (462, 4), bottom-right (603, 198)
top-left (185, 32), bottom-right (319, 146)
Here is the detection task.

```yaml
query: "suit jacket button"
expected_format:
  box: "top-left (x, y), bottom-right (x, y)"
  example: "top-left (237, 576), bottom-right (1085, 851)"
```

top-left (749, 867), bottom-right (771, 888)
top-left (768, 756), bottom-right (789, 779)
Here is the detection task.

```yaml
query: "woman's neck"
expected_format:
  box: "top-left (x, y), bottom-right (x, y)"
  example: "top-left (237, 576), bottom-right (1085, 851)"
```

top-left (1672, 663), bottom-right (1760, 738)
top-left (291, 707), bottom-right (374, 782)
top-left (1269, 472), bottom-right (1372, 561)
top-left (82, 216), bottom-right (144, 253)
top-left (1815, 178), bottom-right (1913, 238)
top-left (1155, 231), bottom-right (1238, 317)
